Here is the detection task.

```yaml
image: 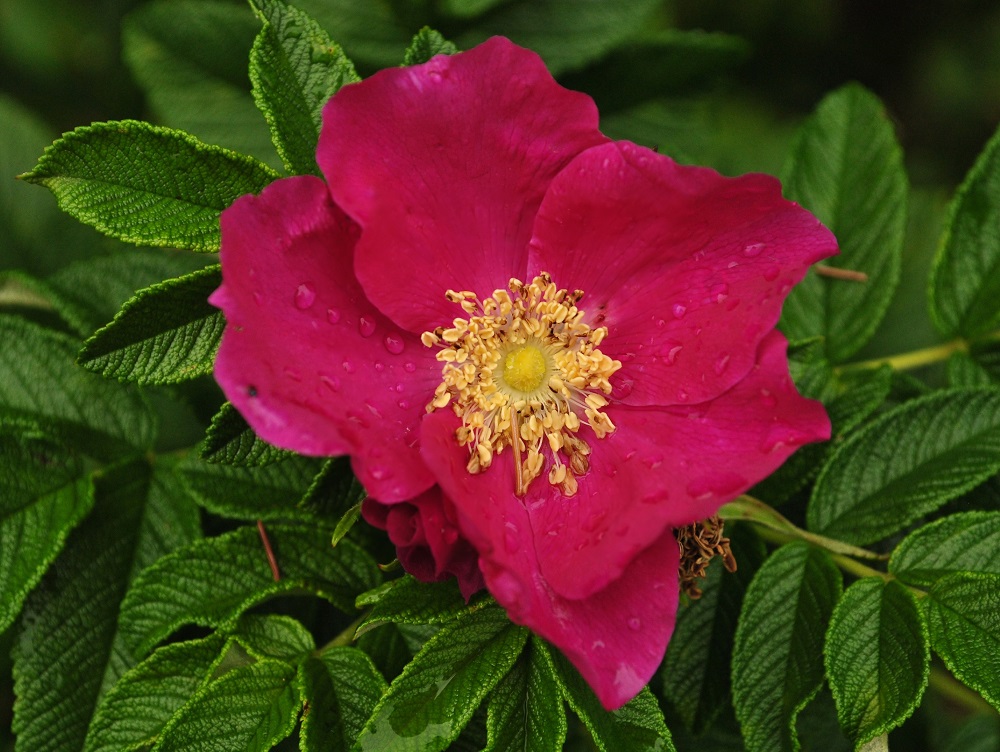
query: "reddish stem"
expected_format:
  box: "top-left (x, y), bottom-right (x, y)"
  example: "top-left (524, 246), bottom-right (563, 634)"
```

top-left (257, 519), bottom-right (281, 581)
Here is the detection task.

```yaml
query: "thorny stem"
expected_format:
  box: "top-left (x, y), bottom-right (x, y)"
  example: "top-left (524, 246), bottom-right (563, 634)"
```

top-left (837, 328), bottom-right (1000, 373)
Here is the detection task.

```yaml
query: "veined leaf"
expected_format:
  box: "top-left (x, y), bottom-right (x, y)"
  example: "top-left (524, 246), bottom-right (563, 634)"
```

top-left (731, 543), bottom-right (842, 752)
top-left (12, 457), bottom-right (200, 752)
top-left (231, 614), bottom-right (315, 662)
top-left (300, 648), bottom-right (387, 751)
top-left (483, 637), bottom-right (566, 752)
top-left (78, 265), bottom-right (223, 384)
top-left (0, 430), bottom-right (93, 634)
top-left (891, 511), bottom-right (1000, 587)
top-left (546, 642), bottom-right (676, 752)
top-left (403, 28), bottom-right (458, 66)
top-left (298, 456), bottom-right (364, 517)
top-left (84, 635), bottom-right (228, 752)
top-left (825, 578), bottom-right (929, 747)
top-left (929, 123), bottom-right (1000, 338)
top-left (119, 524), bottom-right (379, 656)
top-left (779, 83), bottom-right (907, 362)
top-left (808, 388), bottom-right (1000, 544)
top-left (201, 401), bottom-right (293, 467)
top-left (0, 314), bottom-right (156, 458)
top-left (156, 659), bottom-right (302, 752)
top-left (21, 120), bottom-right (277, 252)
top-left (948, 351), bottom-right (994, 387)
top-left (124, 0), bottom-right (280, 170)
top-left (355, 604), bottom-right (527, 752)
top-left (926, 572), bottom-right (1000, 712)
top-left (355, 576), bottom-right (473, 636)
top-left (249, 0), bottom-right (359, 176)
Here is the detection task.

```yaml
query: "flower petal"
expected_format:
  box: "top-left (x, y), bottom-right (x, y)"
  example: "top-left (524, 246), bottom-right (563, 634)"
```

top-left (528, 330), bottom-right (829, 599)
top-left (318, 36), bottom-right (607, 334)
top-left (211, 175), bottom-right (438, 501)
top-left (528, 141), bottom-right (838, 406)
top-left (421, 408), bottom-right (679, 710)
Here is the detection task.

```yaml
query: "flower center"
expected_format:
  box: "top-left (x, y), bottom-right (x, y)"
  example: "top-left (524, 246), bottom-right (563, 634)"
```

top-left (422, 273), bottom-right (621, 497)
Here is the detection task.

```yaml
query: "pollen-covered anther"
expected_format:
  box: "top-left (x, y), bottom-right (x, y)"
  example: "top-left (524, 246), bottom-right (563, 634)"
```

top-left (423, 273), bottom-right (621, 497)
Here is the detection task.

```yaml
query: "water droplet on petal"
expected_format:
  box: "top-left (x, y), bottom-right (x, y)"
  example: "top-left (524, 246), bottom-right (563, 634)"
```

top-left (714, 354), bottom-right (731, 375)
top-left (342, 360), bottom-right (356, 374)
top-left (764, 266), bottom-right (780, 282)
top-left (283, 367), bottom-right (302, 382)
top-left (294, 283), bottom-right (316, 310)
top-left (627, 617), bottom-right (641, 631)
top-left (366, 402), bottom-right (383, 419)
top-left (403, 361), bottom-right (417, 373)
top-left (326, 308), bottom-right (341, 324)
top-left (397, 399), bottom-right (410, 410)
top-left (359, 316), bottom-right (376, 337)
top-left (374, 361), bottom-right (385, 373)
top-left (394, 383), bottom-right (405, 393)
top-left (611, 377), bottom-right (635, 400)
top-left (665, 344), bottom-right (683, 365)
top-left (504, 522), bottom-right (520, 554)
top-left (252, 291), bottom-right (263, 306)
top-left (384, 333), bottom-right (405, 354)
top-left (743, 242), bottom-right (765, 257)
top-left (711, 283), bottom-right (729, 303)
top-left (672, 303), bottom-right (687, 319)
top-left (643, 454), bottom-right (663, 470)
top-left (760, 388), bottom-right (777, 408)
top-left (676, 389), bottom-right (689, 402)
top-left (369, 466), bottom-right (391, 481)
top-left (320, 374), bottom-right (341, 393)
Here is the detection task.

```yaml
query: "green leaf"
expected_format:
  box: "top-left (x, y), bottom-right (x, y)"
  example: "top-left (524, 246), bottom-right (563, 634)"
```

top-left (231, 614), bottom-right (315, 662)
top-left (484, 636), bottom-right (566, 752)
top-left (807, 388), bottom-right (1000, 544)
top-left (123, 0), bottom-right (280, 170)
top-left (948, 351), bottom-right (994, 387)
top-left (201, 401), bottom-right (293, 467)
top-left (890, 511), bottom-right (1000, 587)
top-left (298, 456), bottom-right (365, 517)
top-left (22, 120), bottom-right (277, 252)
top-left (779, 83), bottom-right (907, 362)
top-left (355, 576), bottom-right (473, 636)
top-left (546, 642), bottom-right (675, 752)
top-left (12, 457), bottom-right (201, 752)
top-left (943, 715), bottom-right (1000, 752)
top-left (289, 0), bottom-right (412, 70)
top-left (356, 622), bottom-right (413, 683)
top-left (156, 659), bottom-right (301, 752)
top-left (85, 635), bottom-right (228, 752)
top-left (0, 314), bottom-right (156, 458)
top-left (0, 431), bottom-right (93, 634)
top-left (926, 572), bottom-right (1000, 712)
top-left (249, 0), bottom-right (359, 176)
top-left (78, 265), bottom-right (223, 384)
top-left (355, 604), bottom-right (528, 752)
top-left (824, 578), bottom-right (929, 747)
top-left (731, 543), bottom-right (842, 752)
top-left (660, 524), bottom-right (765, 733)
top-left (119, 524), bottom-right (379, 656)
top-left (930, 123), bottom-right (1000, 338)
top-left (300, 648), bottom-right (387, 751)
top-left (403, 28), bottom-right (458, 66)
top-left (177, 451), bottom-right (323, 522)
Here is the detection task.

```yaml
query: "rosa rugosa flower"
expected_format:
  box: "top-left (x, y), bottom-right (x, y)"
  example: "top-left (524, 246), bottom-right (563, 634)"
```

top-left (210, 37), bottom-right (837, 709)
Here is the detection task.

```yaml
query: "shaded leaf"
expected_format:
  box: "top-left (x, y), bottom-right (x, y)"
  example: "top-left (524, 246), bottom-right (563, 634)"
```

top-left (300, 648), bottom-right (387, 751)
top-left (891, 511), bottom-right (1000, 587)
top-left (403, 28), bottom-right (458, 66)
top-left (201, 401), bottom-right (293, 467)
top-left (231, 614), bottom-right (315, 662)
top-left (355, 576), bottom-right (473, 636)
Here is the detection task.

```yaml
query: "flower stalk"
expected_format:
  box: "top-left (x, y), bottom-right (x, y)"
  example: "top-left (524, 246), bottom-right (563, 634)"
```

top-left (837, 327), bottom-right (1000, 373)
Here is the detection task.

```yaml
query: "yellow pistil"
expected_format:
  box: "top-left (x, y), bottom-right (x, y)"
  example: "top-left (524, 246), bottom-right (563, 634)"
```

top-left (423, 273), bottom-right (621, 497)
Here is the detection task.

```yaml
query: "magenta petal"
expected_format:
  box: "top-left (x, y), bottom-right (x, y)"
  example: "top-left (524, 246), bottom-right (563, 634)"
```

top-left (421, 409), bottom-right (679, 710)
top-left (528, 141), bottom-right (838, 406)
top-left (211, 175), bottom-right (438, 502)
top-left (317, 37), bottom-right (607, 334)
top-left (528, 330), bottom-right (830, 599)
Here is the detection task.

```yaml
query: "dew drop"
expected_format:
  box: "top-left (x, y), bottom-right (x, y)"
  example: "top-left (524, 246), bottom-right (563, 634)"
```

top-left (384, 332), bottom-right (405, 354)
top-left (342, 360), bottom-right (356, 374)
top-left (672, 303), bottom-right (687, 319)
top-left (366, 401), bottom-right (383, 418)
top-left (743, 242), bottom-right (765, 257)
top-left (643, 454), bottom-right (663, 470)
top-left (326, 308), bottom-right (341, 324)
top-left (611, 378), bottom-right (634, 400)
top-left (283, 367), bottom-right (302, 382)
top-left (764, 266), bottom-right (780, 282)
top-left (359, 316), bottom-right (376, 337)
top-left (676, 389), bottom-right (689, 402)
top-left (403, 361), bottom-right (417, 373)
top-left (665, 344), bottom-right (683, 365)
top-left (394, 383), bottom-right (405, 393)
top-left (711, 283), bottom-right (729, 303)
top-left (760, 388), bottom-right (777, 408)
top-left (374, 362), bottom-right (385, 373)
top-left (627, 617), bottom-right (641, 631)
top-left (252, 291), bottom-right (264, 307)
top-left (320, 374), bottom-right (341, 393)
top-left (294, 283), bottom-right (316, 310)
top-left (369, 466), bottom-right (391, 481)
top-left (504, 522), bottom-right (520, 554)
top-left (397, 399), bottom-right (411, 410)
top-left (714, 354), bottom-right (731, 375)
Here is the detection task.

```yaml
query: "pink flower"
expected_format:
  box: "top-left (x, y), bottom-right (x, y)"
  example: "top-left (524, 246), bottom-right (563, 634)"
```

top-left (210, 37), bottom-right (836, 709)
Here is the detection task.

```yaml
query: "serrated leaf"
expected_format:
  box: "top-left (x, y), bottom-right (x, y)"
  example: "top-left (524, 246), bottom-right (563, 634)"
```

top-left (484, 636), bottom-right (566, 752)
top-left (356, 622), bottom-right (413, 683)
top-left (22, 120), bottom-right (277, 252)
top-left (808, 388), bottom-right (1000, 544)
top-left (155, 659), bottom-right (301, 752)
top-left (930, 123), bottom-right (1000, 338)
top-left (355, 604), bottom-right (527, 752)
top-left (12, 457), bottom-right (201, 752)
top-left (825, 578), bottom-right (928, 748)
top-left (0, 314), bottom-right (156, 459)
top-left (231, 614), bottom-right (315, 662)
top-left (201, 401), bottom-right (293, 467)
top-left (85, 635), bottom-right (227, 752)
top-left (779, 84), bottom-right (907, 362)
top-left (926, 572), bottom-right (1000, 712)
top-left (355, 576), bottom-right (472, 637)
top-left (403, 28), bottom-right (458, 66)
top-left (660, 524), bottom-right (765, 733)
top-left (0, 431), bottom-right (93, 634)
top-left (119, 524), bottom-right (379, 656)
top-left (890, 511), bottom-right (1000, 586)
top-left (545, 642), bottom-right (675, 752)
top-left (78, 265), bottom-right (223, 384)
top-left (298, 456), bottom-right (364, 517)
top-left (177, 451), bottom-right (323, 522)
top-left (731, 543), bottom-right (842, 752)
top-left (249, 0), bottom-right (359, 176)
top-left (300, 648), bottom-right (387, 751)
top-left (124, 0), bottom-right (280, 170)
